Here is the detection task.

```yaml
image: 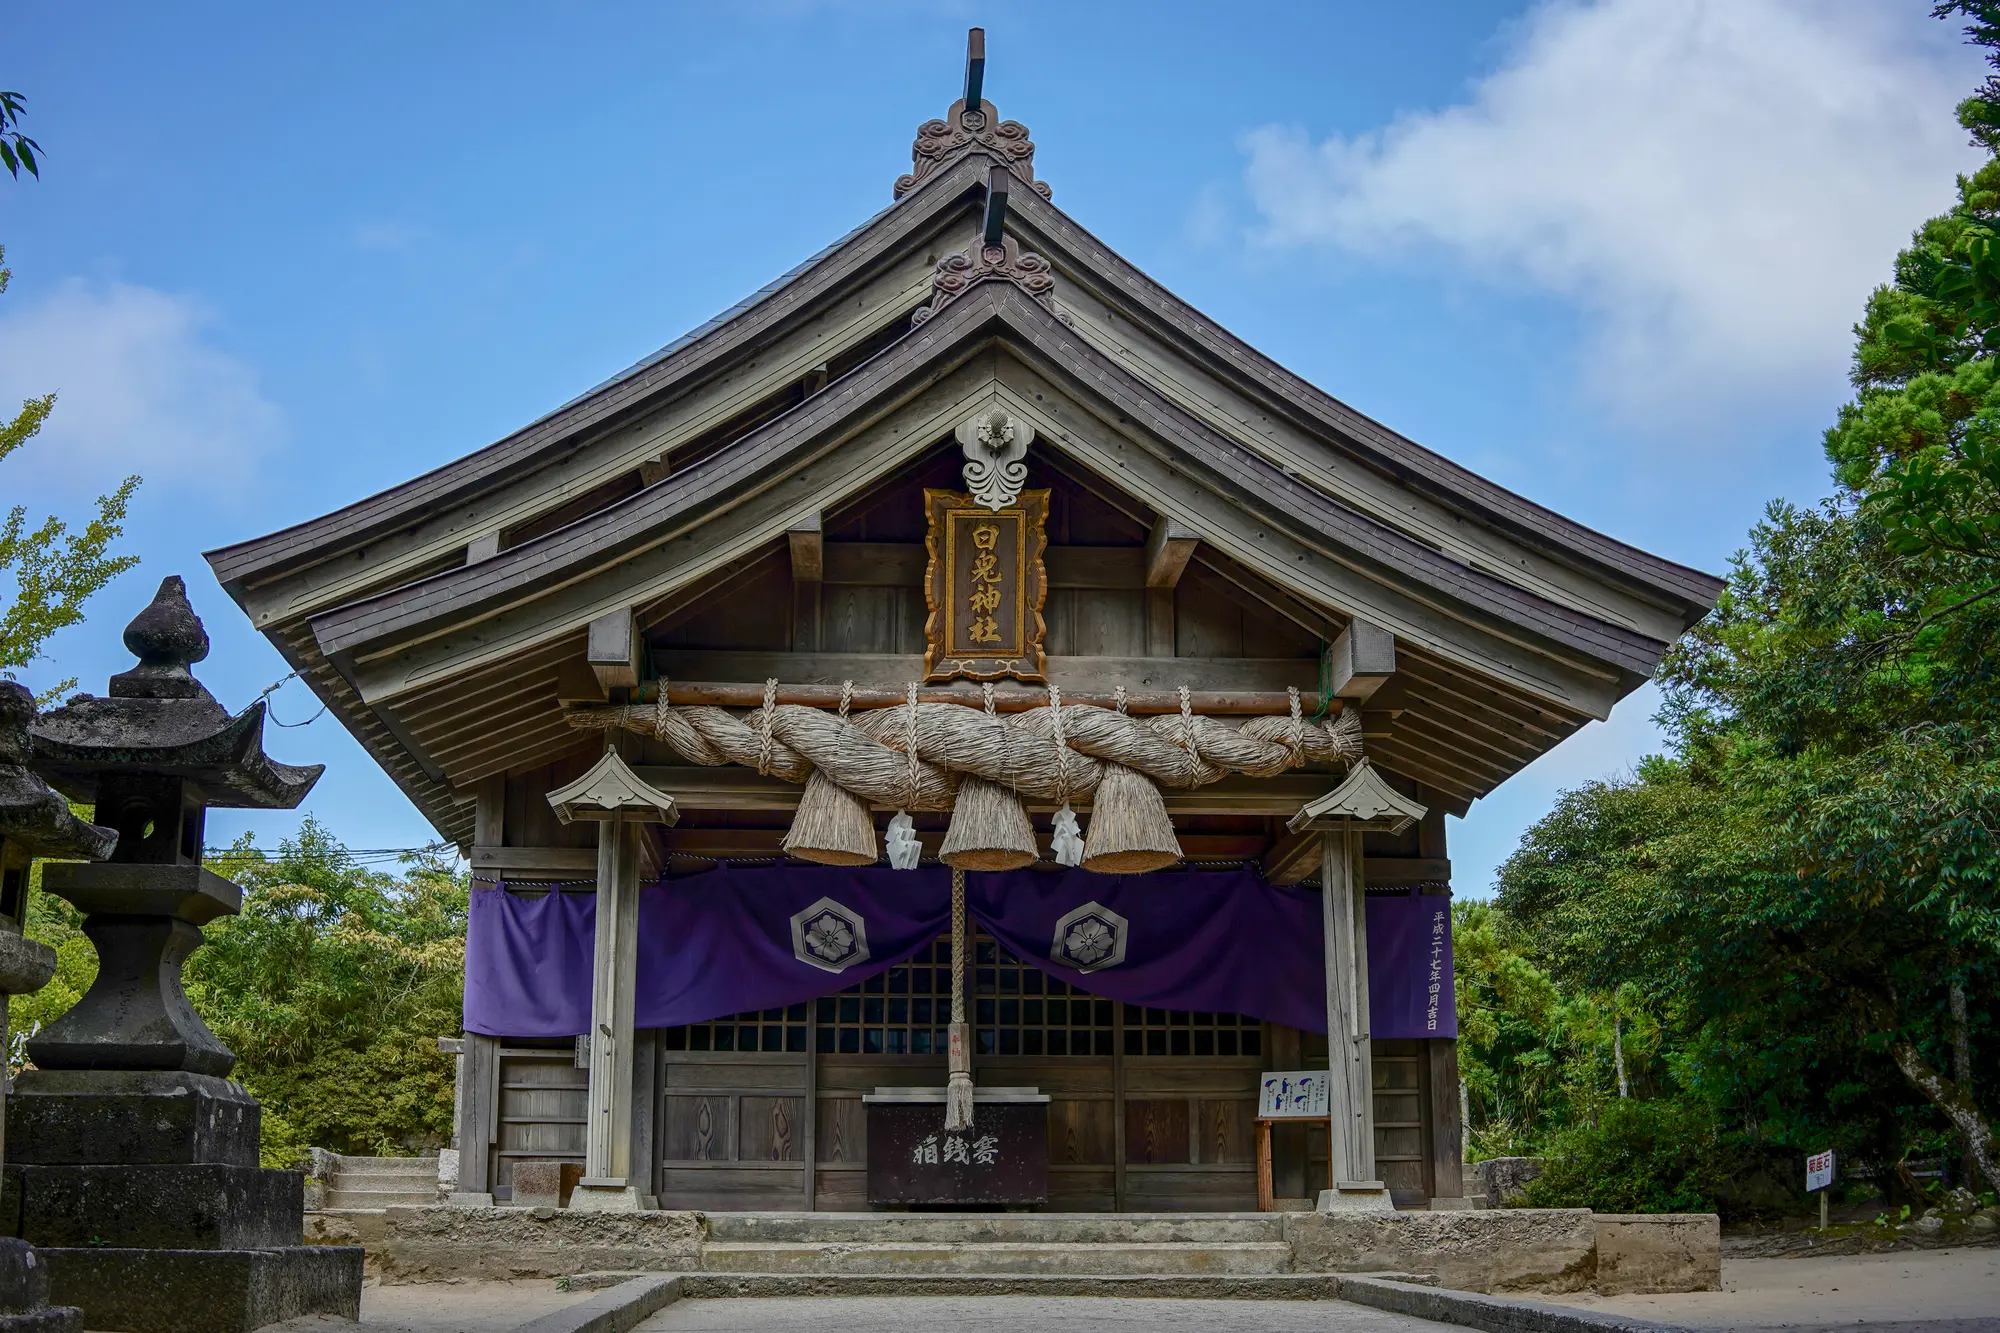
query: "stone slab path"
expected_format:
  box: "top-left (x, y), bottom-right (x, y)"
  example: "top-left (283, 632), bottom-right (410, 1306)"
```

top-left (265, 1278), bottom-right (595, 1333)
top-left (635, 1294), bottom-right (1451, 1333)
top-left (1544, 1247), bottom-right (2000, 1332)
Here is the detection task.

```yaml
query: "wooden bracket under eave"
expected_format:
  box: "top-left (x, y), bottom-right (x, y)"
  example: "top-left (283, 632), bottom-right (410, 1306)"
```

top-left (788, 513), bottom-right (824, 584)
top-left (587, 609), bottom-right (642, 693)
top-left (1145, 517), bottom-right (1200, 588)
top-left (1329, 620), bottom-right (1396, 702)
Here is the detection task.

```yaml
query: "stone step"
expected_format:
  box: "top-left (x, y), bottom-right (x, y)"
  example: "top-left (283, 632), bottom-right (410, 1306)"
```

top-left (323, 1188), bottom-right (438, 1209)
top-left (327, 1159), bottom-right (436, 1176)
top-left (702, 1211), bottom-right (1287, 1245)
top-left (698, 1240), bottom-right (1293, 1276)
top-left (681, 1273), bottom-right (1373, 1300)
top-left (330, 1168), bottom-right (438, 1188)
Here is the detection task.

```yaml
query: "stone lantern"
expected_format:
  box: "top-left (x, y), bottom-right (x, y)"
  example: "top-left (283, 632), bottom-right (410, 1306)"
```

top-left (0, 679), bottom-right (116, 1333)
top-left (5, 576), bottom-right (362, 1333)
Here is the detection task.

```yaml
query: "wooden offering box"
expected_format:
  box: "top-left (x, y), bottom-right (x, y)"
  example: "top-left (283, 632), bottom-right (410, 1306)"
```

top-left (863, 1086), bottom-right (1050, 1205)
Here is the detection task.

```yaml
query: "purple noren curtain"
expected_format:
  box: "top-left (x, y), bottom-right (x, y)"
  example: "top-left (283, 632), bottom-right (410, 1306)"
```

top-left (463, 866), bottom-right (1455, 1041)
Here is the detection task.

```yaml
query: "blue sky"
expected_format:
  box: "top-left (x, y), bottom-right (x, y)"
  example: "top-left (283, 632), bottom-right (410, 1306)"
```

top-left (1, 1), bottom-right (1984, 890)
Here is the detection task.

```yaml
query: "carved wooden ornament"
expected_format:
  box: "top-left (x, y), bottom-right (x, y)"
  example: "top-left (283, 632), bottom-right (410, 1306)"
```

top-left (923, 488), bottom-right (1049, 683)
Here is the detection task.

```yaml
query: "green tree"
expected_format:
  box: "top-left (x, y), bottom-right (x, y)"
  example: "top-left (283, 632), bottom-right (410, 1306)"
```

top-left (191, 820), bottom-right (468, 1160)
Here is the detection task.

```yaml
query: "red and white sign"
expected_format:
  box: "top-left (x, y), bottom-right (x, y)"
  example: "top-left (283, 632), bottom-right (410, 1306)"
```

top-left (1806, 1150), bottom-right (1835, 1193)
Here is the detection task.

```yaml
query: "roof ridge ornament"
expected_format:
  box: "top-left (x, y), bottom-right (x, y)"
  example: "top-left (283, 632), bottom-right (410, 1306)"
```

top-left (895, 27), bottom-right (1051, 202)
top-left (911, 231), bottom-right (1058, 328)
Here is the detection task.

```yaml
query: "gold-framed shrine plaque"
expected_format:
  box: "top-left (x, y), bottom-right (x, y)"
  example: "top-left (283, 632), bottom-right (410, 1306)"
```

top-left (923, 488), bottom-right (1049, 682)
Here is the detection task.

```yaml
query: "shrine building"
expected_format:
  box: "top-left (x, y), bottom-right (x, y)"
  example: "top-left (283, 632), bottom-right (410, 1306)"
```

top-left (207, 34), bottom-right (1720, 1215)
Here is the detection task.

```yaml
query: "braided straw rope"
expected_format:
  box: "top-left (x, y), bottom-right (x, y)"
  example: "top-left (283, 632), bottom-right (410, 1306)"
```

top-left (570, 693), bottom-right (1359, 805)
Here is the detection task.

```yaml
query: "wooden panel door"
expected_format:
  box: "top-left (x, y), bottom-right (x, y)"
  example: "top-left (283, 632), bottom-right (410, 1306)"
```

top-left (493, 1045), bottom-right (586, 1201)
top-left (658, 1051), bottom-right (810, 1210)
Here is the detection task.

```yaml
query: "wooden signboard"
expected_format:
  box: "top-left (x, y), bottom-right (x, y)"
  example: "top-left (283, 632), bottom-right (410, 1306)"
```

top-left (1255, 1069), bottom-right (1335, 1211)
top-left (923, 488), bottom-right (1049, 682)
top-left (863, 1089), bottom-right (1049, 1205)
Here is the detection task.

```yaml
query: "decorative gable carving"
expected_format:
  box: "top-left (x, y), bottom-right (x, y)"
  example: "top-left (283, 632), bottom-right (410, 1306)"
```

top-left (895, 98), bottom-right (1051, 202)
top-left (912, 234), bottom-right (1059, 328)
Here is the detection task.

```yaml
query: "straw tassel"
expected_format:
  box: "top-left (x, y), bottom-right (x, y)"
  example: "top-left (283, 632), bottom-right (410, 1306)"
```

top-left (945, 865), bottom-right (975, 1131)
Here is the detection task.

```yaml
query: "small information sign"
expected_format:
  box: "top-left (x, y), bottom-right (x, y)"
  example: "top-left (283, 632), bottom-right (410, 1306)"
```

top-left (1806, 1149), bottom-right (1835, 1193)
top-left (1258, 1070), bottom-right (1331, 1120)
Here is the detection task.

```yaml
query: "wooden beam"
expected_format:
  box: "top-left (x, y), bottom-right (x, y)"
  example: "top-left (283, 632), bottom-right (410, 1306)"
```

top-left (1364, 857), bottom-right (1452, 887)
top-left (645, 651), bottom-right (1325, 705)
top-left (614, 678), bottom-right (1320, 716)
top-left (787, 514), bottom-right (824, 584)
top-left (652, 828), bottom-right (1271, 861)
top-left (557, 657), bottom-right (608, 704)
top-left (820, 543), bottom-right (1151, 590)
top-left (475, 776), bottom-right (505, 848)
top-left (1329, 620), bottom-right (1396, 701)
top-left (587, 609), bottom-right (642, 692)
top-left (1261, 829), bottom-right (1320, 884)
top-left (1144, 518), bottom-right (1200, 589)
top-left (470, 845), bottom-right (597, 874)
top-left (625, 766), bottom-right (1339, 816)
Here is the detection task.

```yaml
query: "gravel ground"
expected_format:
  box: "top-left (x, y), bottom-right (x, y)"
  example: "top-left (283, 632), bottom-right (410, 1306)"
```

top-left (638, 1294), bottom-right (1450, 1333)
top-left (261, 1278), bottom-right (595, 1333)
top-left (1544, 1247), bottom-right (2000, 1331)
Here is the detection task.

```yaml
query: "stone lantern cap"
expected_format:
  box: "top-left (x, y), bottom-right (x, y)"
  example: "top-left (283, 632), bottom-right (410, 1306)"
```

top-left (0, 681), bottom-right (117, 862)
top-left (28, 576), bottom-right (322, 810)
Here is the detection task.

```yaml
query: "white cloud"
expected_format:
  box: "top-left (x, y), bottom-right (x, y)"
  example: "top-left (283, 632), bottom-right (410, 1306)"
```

top-left (1243, 0), bottom-right (1983, 420)
top-left (0, 279), bottom-right (282, 489)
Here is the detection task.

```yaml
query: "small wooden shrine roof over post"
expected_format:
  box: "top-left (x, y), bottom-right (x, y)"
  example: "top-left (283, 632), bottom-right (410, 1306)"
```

top-left (203, 30), bottom-right (1723, 851)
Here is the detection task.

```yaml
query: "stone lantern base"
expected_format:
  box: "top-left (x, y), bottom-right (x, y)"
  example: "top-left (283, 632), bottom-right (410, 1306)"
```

top-left (4, 1071), bottom-right (362, 1333)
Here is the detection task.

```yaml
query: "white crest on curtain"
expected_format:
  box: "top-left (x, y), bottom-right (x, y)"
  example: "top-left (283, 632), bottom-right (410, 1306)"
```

top-left (1050, 901), bottom-right (1128, 974)
top-left (790, 897), bottom-right (872, 973)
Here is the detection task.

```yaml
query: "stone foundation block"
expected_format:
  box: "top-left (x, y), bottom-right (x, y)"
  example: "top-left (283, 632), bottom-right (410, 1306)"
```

top-left (1592, 1213), bottom-right (1720, 1294)
top-left (373, 1206), bottom-right (705, 1283)
top-left (4, 1165), bottom-right (302, 1250)
top-left (0, 1239), bottom-right (79, 1333)
top-left (1284, 1207), bottom-right (1596, 1293)
top-left (511, 1160), bottom-right (562, 1208)
top-left (38, 1245), bottom-right (361, 1333)
top-left (5, 1071), bottom-right (259, 1167)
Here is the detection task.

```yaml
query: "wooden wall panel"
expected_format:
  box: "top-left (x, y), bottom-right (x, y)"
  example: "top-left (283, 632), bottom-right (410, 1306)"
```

top-left (1124, 1099), bottom-right (1190, 1165)
top-left (659, 1164), bottom-right (804, 1211)
top-left (662, 1095), bottom-right (734, 1162)
top-left (740, 1096), bottom-right (804, 1162)
top-left (1045, 589), bottom-right (1146, 657)
top-left (820, 584), bottom-right (925, 654)
top-left (1193, 1099), bottom-right (1256, 1166)
top-left (815, 1096), bottom-right (867, 1165)
top-left (1049, 1099), bottom-right (1116, 1165)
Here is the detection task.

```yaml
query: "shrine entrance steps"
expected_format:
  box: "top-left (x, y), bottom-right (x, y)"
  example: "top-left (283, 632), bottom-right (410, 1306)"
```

top-left (319, 1154), bottom-right (441, 1209)
top-left (700, 1212), bottom-right (1295, 1276)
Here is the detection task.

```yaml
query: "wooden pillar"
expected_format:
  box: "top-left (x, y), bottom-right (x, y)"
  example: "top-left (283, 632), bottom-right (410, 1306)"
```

top-left (630, 1026), bottom-right (659, 1208)
top-left (1320, 829), bottom-right (1388, 1206)
top-left (573, 810), bottom-right (643, 1210)
top-left (1427, 1037), bottom-right (1465, 1201)
top-left (451, 1033), bottom-right (501, 1203)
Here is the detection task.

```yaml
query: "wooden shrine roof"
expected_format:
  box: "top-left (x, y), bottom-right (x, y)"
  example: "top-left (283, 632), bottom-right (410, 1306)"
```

top-left (204, 73), bottom-right (1722, 846)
